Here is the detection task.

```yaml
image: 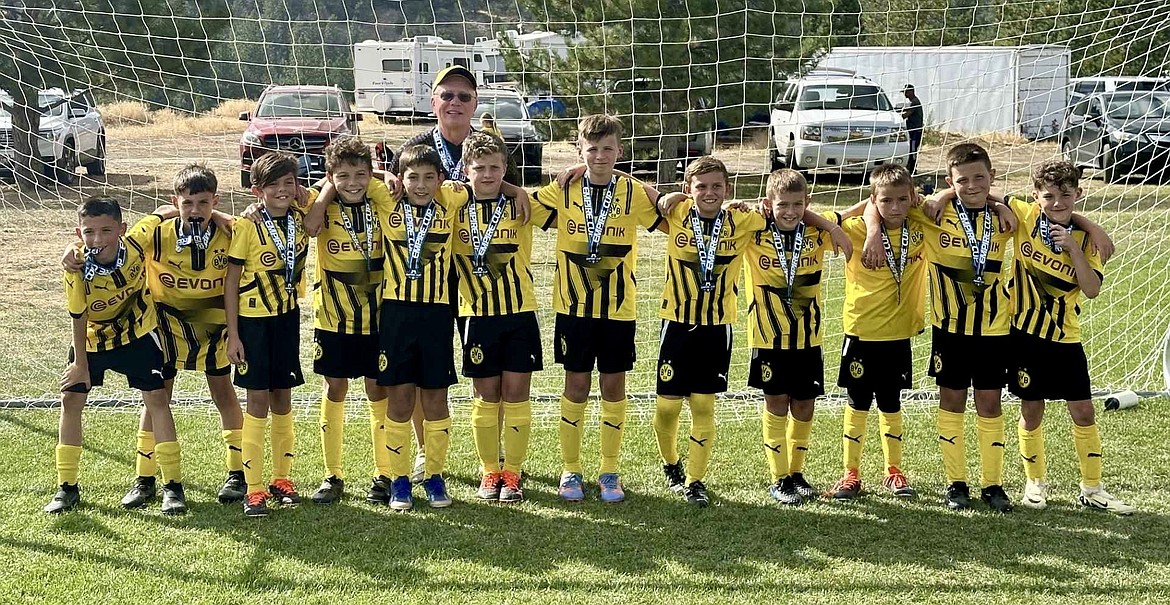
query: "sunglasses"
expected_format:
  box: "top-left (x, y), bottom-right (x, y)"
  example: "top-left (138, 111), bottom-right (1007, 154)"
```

top-left (437, 91), bottom-right (475, 103)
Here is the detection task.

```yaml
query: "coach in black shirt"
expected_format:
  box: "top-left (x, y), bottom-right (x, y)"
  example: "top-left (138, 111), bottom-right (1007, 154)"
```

top-left (901, 84), bottom-right (924, 174)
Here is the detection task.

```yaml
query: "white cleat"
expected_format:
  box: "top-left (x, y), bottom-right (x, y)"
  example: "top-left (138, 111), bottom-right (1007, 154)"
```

top-left (1078, 484), bottom-right (1136, 516)
top-left (1021, 478), bottom-right (1049, 510)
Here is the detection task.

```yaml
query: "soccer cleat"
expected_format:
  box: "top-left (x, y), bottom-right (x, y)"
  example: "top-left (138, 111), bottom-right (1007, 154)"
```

top-left (121, 475), bottom-right (157, 509)
top-left (662, 461), bottom-right (686, 494)
top-left (389, 476), bottom-right (413, 511)
top-left (476, 471), bottom-right (503, 500)
top-left (422, 474), bottom-right (452, 508)
top-left (161, 481), bottom-right (188, 515)
top-left (499, 470), bottom-right (524, 504)
top-left (410, 452), bottom-right (426, 485)
top-left (218, 471), bottom-right (247, 504)
top-left (1078, 484), bottom-right (1137, 516)
top-left (598, 473), bottom-right (626, 504)
top-left (1021, 478), bottom-right (1049, 510)
top-left (789, 472), bottom-right (820, 500)
top-left (944, 481), bottom-right (972, 511)
top-left (558, 472), bottom-right (585, 502)
top-left (827, 468), bottom-right (862, 501)
top-left (243, 490), bottom-right (269, 517)
top-left (980, 484), bottom-right (1014, 513)
top-left (881, 466), bottom-right (917, 498)
top-left (367, 475), bottom-right (391, 505)
top-left (268, 478), bottom-right (301, 506)
top-left (310, 475), bottom-right (345, 505)
top-left (44, 483), bottom-right (80, 514)
top-left (684, 480), bottom-right (710, 508)
top-left (769, 476), bottom-right (803, 506)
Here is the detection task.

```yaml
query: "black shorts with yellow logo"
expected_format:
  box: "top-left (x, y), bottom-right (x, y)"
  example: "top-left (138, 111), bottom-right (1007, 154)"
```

top-left (656, 320), bottom-right (733, 396)
top-left (378, 300), bottom-right (457, 389)
top-left (928, 327), bottom-right (1010, 391)
top-left (749, 345), bottom-right (825, 400)
top-left (65, 332), bottom-right (166, 393)
top-left (234, 310), bottom-right (304, 391)
top-left (554, 314), bottom-right (637, 375)
top-left (314, 328), bottom-right (380, 380)
top-left (456, 312), bottom-right (543, 379)
top-left (836, 335), bottom-right (913, 392)
top-left (1007, 328), bottom-right (1092, 402)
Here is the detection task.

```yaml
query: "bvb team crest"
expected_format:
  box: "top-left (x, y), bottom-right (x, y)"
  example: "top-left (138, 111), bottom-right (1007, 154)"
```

top-left (932, 353), bottom-right (943, 374)
top-left (849, 360), bottom-right (864, 379)
top-left (760, 362), bottom-right (773, 383)
top-left (559, 335), bottom-right (568, 356)
top-left (237, 361), bottom-right (249, 375)
top-left (1017, 369), bottom-right (1031, 388)
top-left (659, 362), bottom-right (674, 382)
top-left (314, 342), bottom-right (323, 360)
top-left (470, 345), bottom-right (485, 366)
top-left (378, 352), bottom-right (388, 372)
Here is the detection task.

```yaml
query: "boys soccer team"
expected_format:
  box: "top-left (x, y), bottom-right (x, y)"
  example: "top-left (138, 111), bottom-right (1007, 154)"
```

top-left (45, 67), bottom-right (1136, 517)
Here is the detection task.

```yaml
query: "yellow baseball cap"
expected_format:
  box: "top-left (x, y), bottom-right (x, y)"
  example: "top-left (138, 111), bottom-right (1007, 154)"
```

top-left (433, 65), bottom-right (477, 90)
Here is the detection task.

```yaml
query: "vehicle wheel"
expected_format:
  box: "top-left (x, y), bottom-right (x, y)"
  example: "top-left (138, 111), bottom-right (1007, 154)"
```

top-left (85, 134), bottom-right (106, 176)
top-left (768, 146), bottom-right (782, 172)
top-left (1100, 143), bottom-right (1121, 183)
top-left (1061, 140), bottom-right (1074, 164)
top-left (241, 169), bottom-right (252, 189)
top-left (54, 142), bottom-right (78, 186)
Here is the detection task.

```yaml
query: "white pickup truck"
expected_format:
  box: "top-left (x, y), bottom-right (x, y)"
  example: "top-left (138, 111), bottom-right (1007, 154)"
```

top-left (0, 88), bottom-right (106, 185)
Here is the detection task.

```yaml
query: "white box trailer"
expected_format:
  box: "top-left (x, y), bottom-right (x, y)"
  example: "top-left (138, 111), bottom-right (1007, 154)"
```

top-left (353, 36), bottom-right (506, 116)
top-left (818, 45), bottom-right (1071, 139)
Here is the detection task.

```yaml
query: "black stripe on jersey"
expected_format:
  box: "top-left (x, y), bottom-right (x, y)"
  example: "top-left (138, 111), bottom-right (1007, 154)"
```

top-left (112, 269), bottom-right (127, 289)
top-left (158, 311), bottom-right (180, 362)
top-left (759, 293), bottom-right (785, 347)
top-left (178, 314), bottom-right (201, 369)
top-left (341, 278), bottom-right (365, 333)
top-left (152, 226), bottom-right (163, 263)
top-left (125, 236), bottom-right (144, 258)
top-left (808, 297), bottom-right (822, 349)
top-left (258, 273), bottom-right (279, 313)
top-left (970, 282), bottom-right (985, 337)
top-left (541, 209), bottom-right (558, 231)
top-left (506, 257), bottom-right (522, 314)
top-left (325, 278), bottom-right (348, 330)
top-left (206, 324), bottom-right (226, 369)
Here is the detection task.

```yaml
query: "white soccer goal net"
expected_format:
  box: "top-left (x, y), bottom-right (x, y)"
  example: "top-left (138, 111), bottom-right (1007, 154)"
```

top-left (1, 1), bottom-right (1167, 414)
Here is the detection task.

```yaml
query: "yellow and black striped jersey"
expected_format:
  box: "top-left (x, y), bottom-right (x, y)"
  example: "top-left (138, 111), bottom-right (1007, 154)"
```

top-left (228, 206), bottom-right (311, 318)
top-left (1009, 199), bottom-right (1102, 343)
top-left (533, 176), bottom-right (662, 321)
top-left (371, 183), bottom-right (469, 305)
top-left (313, 180), bottom-right (391, 334)
top-left (745, 211), bottom-right (839, 349)
top-left (911, 200), bottom-right (1015, 336)
top-left (451, 194), bottom-right (550, 317)
top-left (64, 232), bottom-right (157, 353)
top-left (658, 200), bottom-right (766, 325)
top-left (841, 216), bottom-right (927, 341)
top-left (126, 214), bottom-right (232, 325)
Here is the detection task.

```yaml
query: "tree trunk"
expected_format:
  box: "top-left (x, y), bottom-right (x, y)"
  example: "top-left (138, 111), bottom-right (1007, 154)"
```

top-left (9, 84), bottom-right (48, 192)
top-left (656, 134), bottom-right (681, 185)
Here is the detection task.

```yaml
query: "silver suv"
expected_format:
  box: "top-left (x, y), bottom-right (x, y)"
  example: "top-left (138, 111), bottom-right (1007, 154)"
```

top-left (0, 88), bottom-right (106, 185)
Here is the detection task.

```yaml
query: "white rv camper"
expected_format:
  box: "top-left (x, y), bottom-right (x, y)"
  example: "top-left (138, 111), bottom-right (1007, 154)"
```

top-left (353, 36), bottom-right (506, 116)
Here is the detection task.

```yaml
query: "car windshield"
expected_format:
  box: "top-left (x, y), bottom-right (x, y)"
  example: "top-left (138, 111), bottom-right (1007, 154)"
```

top-left (474, 97), bottom-right (526, 120)
top-left (797, 85), bottom-right (892, 111)
top-left (256, 92), bottom-right (344, 118)
top-left (1103, 92), bottom-right (1170, 120)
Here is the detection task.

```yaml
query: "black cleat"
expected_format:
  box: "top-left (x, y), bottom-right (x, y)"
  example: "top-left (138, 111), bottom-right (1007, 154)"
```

top-left (44, 483), bottom-right (80, 514)
top-left (789, 472), bottom-right (820, 500)
top-left (161, 481), bottom-right (188, 515)
top-left (769, 476), bottom-right (803, 506)
top-left (268, 479), bottom-right (301, 506)
top-left (944, 481), bottom-right (972, 511)
top-left (243, 490), bottom-right (269, 517)
top-left (218, 471), bottom-right (246, 504)
top-left (366, 475), bottom-right (391, 505)
top-left (663, 461), bottom-right (686, 494)
top-left (980, 484), bottom-right (1014, 513)
top-left (684, 480), bottom-right (711, 508)
top-left (121, 475), bottom-right (157, 509)
top-left (311, 476), bottom-right (345, 504)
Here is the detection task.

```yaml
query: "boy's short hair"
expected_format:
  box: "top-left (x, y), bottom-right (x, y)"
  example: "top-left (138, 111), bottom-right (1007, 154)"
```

top-left (946, 142), bottom-right (993, 172)
top-left (78, 196), bottom-right (123, 222)
top-left (462, 130), bottom-right (507, 164)
top-left (250, 152), bottom-right (298, 188)
top-left (766, 168), bottom-right (809, 198)
top-left (326, 137), bottom-right (373, 173)
top-left (683, 156), bottom-right (731, 188)
top-left (578, 113), bottom-right (623, 142)
top-left (397, 144), bottom-right (444, 176)
top-left (1032, 159), bottom-right (1081, 190)
top-left (173, 164), bottom-right (217, 196)
top-left (869, 164), bottom-right (914, 193)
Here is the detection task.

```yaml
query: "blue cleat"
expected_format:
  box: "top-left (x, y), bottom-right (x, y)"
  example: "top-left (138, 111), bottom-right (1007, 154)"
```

top-left (422, 474), bottom-right (452, 508)
top-left (389, 475), bottom-right (413, 511)
top-left (558, 472), bottom-right (585, 502)
top-left (598, 473), bottom-right (625, 503)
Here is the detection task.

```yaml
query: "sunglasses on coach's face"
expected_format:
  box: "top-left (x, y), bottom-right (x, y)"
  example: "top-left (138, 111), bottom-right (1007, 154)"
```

top-left (437, 91), bottom-right (475, 103)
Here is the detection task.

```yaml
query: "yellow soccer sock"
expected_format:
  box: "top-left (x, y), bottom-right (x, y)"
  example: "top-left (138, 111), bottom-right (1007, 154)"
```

top-left (652, 395), bottom-right (684, 465)
top-left (937, 409), bottom-right (967, 484)
top-left (320, 396), bottom-right (346, 479)
top-left (685, 394), bottom-right (717, 484)
top-left (502, 400), bottom-right (532, 474)
top-left (270, 411), bottom-right (295, 481)
top-left (599, 398), bottom-right (628, 475)
top-left (423, 417), bottom-right (452, 477)
top-left (384, 417), bottom-right (412, 478)
top-left (558, 396), bottom-right (587, 474)
top-left (879, 411), bottom-right (904, 470)
top-left (843, 407), bottom-right (868, 471)
top-left (1073, 423), bottom-right (1104, 488)
top-left (1018, 424), bottom-right (1047, 481)
top-left (135, 430), bottom-right (157, 477)
top-left (762, 410), bottom-right (789, 482)
top-left (368, 398), bottom-right (390, 478)
top-left (154, 440), bottom-right (183, 484)
top-left (223, 429), bottom-right (243, 473)
top-left (471, 397), bottom-right (502, 473)
top-left (787, 417), bottom-right (813, 474)
top-left (55, 444), bottom-right (82, 486)
top-left (977, 414), bottom-right (1006, 487)
top-left (241, 413), bottom-right (267, 493)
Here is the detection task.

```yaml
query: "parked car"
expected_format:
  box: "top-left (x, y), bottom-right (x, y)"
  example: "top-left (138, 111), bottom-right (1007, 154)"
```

top-left (608, 77), bottom-right (715, 171)
top-left (238, 85), bottom-right (362, 188)
top-left (0, 88), bottom-right (105, 185)
top-left (473, 86), bottom-right (545, 185)
top-left (768, 69), bottom-right (909, 176)
top-left (1070, 77), bottom-right (1170, 103)
top-left (1061, 91), bottom-right (1170, 182)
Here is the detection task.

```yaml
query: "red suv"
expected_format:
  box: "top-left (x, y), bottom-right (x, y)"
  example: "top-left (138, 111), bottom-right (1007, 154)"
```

top-left (238, 85), bottom-right (362, 188)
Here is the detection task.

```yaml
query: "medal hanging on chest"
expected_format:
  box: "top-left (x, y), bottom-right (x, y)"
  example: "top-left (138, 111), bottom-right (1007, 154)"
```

top-left (432, 129), bottom-right (466, 183)
top-left (953, 200), bottom-right (993, 293)
top-left (1038, 212), bottom-right (1070, 254)
top-left (260, 208), bottom-right (298, 293)
top-left (468, 194), bottom-right (509, 276)
top-left (880, 223), bottom-right (909, 304)
top-left (688, 208), bottom-right (725, 292)
top-left (401, 199), bottom-right (437, 280)
top-left (339, 198), bottom-right (375, 272)
top-left (581, 178), bottom-right (616, 264)
top-left (83, 243), bottom-right (127, 282)
top-left (175, 218), bottom-right (213, 252)
top-left (772, 222), bottom-right (804, 302)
